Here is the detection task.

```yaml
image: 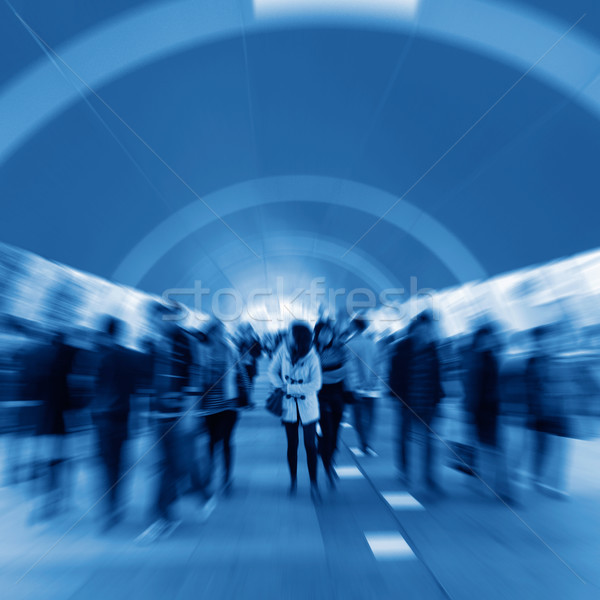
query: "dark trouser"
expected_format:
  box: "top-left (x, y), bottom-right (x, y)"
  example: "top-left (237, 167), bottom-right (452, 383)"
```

top-left (319, 383), bottom-right (345, 475)
top-left (156, 418), bottom-right (185, 520)
top-left (284, 420), bottom-right (318, 483)
top-left (399, 406), bottom-right (435, 483)
top-left (353, 396), bottom-right (375, 452)
top-left (33, 435), bottom-right (66, 518)
top-left (244, 362), bottom-right (257, 383)
top-left (205, 410), bottom-right (238, 485)
top-left (94, 415), bottom-right (128, 517)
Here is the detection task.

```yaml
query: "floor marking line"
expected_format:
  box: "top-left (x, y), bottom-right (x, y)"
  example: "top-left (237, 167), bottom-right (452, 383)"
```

top-left (382, 492), bottom-right (424, 511)
top-left (339, 430), bottom-right (453, 599)
top-left (365, 532), bottom-right (416, 560)
top-left (334, 465), bottom-right (364, 479)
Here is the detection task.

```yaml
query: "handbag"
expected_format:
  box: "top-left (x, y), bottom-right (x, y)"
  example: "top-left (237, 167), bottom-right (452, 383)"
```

top-left (266, 388), bottom-right (284, 417)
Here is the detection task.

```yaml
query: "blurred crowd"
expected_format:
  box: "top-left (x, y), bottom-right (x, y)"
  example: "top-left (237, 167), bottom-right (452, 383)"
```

top-left (0, 306), bottom-right (262, 540)
top-left (267, 310), bottom-right (600, 505)
top-left (1, 301), bottom-right (600, 540)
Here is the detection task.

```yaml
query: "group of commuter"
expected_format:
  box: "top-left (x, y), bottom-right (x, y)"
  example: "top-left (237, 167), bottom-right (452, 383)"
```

top-left (0, 304), bottom-right (583, 538)
top-left (268, 315), bottom-right (381, 504)
top-left (389, 314), bottom-right (575, 502)
top-left (0, 306), bottom-right (260, 538)
top-left (267, 310), bottom-right (577, 507)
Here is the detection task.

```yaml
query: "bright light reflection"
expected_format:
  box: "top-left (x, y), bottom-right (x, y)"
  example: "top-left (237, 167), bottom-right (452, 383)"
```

top-left (253, 0), bottom-right (420, 21)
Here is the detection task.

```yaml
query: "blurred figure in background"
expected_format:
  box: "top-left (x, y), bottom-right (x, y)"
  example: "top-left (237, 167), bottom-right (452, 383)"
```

top-left (33, 331), bottom-right (77, 519)
top-left (201, 319), bottom-right (250, 497)
top-left (269, 321), bottom-right (322, 502)
top-left (345, 316), bottom-right (380, 456)
top-left (237, 324), bottom-right (262, 387)
top-left (4, 322), bottom-right (47, 487)
top-left (314, 320), bottom-right (346, 488)
top-left (92, 317), bottom-right (138, 529)
top-left (185, 328), bottom-right (212, 502)
top-left (464, 324), bottom-right (512, 503)
top-left (389, 312), bottom-right (444, 492)
top-left (148, 323), bottom-right (193, 537)
top-left (526, 325), bottom-right (571, 498)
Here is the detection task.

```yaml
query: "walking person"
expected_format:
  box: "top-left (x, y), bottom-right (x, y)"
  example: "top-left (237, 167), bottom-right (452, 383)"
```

top-left (150, 324), bottom-right (193, 535)
top-left (314, 320), bottom-right (346, 487)
top-left (237, 323), bottom-right (262, 386)
top-left (464, 324), bottom-right (512, 502)
top-left (201, 319), bottom-right (250, 496)
top-left (389, 311), bottom-right (444, 492)
top-left (345, 317), bottom-right (379, 456)
top-left (269, 321), bottom-right (322, 502)
top-left (92, 317), bottom-right (138, 530)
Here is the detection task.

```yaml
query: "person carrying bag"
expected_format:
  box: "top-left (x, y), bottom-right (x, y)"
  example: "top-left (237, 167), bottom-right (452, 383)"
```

top-left (268, 321), bottom-right (322, 503)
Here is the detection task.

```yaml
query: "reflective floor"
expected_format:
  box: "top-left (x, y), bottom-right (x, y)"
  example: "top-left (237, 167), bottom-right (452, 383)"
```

top-left (2, 365), bottom-right (600, 600)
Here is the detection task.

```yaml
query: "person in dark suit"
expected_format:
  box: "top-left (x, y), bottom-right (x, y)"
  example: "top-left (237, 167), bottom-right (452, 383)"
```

top-left (465, 325), bottom-right (501, 448)
top-left (152, 325), bottom-right (193, 529)
top-left (389, 312), bottom-right (444, 491)
top-left (464, 324), bottom-right (512, 502)
top-left (92, 317), bottom-right (138, 529)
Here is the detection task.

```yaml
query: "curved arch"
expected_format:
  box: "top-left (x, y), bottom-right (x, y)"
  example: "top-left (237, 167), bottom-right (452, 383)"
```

top-left (111, 175), bottom-right (488, 287)
top-left (2, 0), bottom-right (600, 165)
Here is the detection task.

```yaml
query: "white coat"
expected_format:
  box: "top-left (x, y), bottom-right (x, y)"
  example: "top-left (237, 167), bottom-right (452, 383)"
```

top-left (268, 344), bottom-right (322, 424)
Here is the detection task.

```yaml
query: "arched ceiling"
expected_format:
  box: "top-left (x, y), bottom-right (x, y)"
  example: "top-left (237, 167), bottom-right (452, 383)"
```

top-left (1, 0), bottom-right (599, 303)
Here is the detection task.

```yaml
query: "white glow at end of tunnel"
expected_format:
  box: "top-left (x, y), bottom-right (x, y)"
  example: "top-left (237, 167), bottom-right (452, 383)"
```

top-left (252, 0), bottom-right (420, 21)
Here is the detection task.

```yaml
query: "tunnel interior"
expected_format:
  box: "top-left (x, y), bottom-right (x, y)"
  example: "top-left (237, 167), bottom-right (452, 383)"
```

top-left (1, 0), bottom-right (599, 324)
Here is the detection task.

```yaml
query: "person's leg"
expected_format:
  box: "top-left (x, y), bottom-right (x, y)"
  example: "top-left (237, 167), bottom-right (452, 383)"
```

top-left (400, 408), bottom-right (411, 477)
top-left (424, 432), bottom-right (434, 485)
top-left (45, 435), bottom-right (60, 498)
top-left (492, 442), bottom-right (512, 501)
top-left (95, 420), bottom-right (114, 518)
top-left (330, 393), bottom-right (344, 466)
top-left (188, 433), bottom-right (209, 500)
top-left (109, 422), bottom-right (128, 518)
top-left (476, 441), bottom-right (493, 494)
top-left (222, 410), bottom-right (238, 486)
top-left (363, 396), bottom-right (375, 450)
top-left (205, 414), bottom-right (217, 456)
top-left (37, 435), bottom-right (61, 518)
top-left (352, 399), bottom-right (367, 452)
top-left (204, 414), bottom-right (219, 487)
top-left (183, 429), bottom-right (198, 492)
top-left (194, 418), bottom-right (212, 500)
top-left (284, 421), bottom-right (299, 488)
top-left (303, 422), bottom-right (318, 484)
top-left (319, 401), bottom-right (334, 475)
top-left (95, 417), bottom-right (125, 524)
top-left (156, 423), bottom-right (176, 520)
top-left (423, 414), bottom-right (435, 486)
top-left (490, 419), bottom-right (510, 499)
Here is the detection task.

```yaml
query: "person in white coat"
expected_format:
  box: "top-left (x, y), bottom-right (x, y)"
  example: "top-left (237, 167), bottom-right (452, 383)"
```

top-left (269, 321), bottom-right (322, 501)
